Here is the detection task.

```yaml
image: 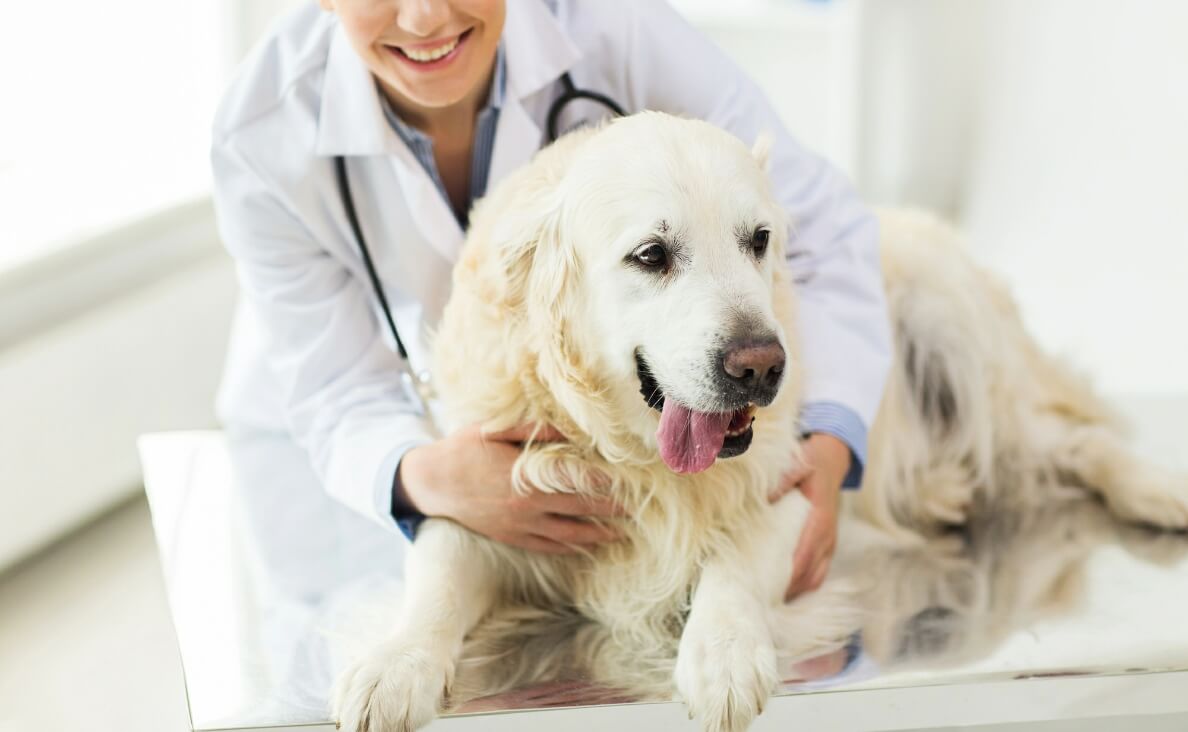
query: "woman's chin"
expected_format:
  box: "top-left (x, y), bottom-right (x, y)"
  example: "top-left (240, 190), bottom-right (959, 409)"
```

top-left (380, 71), bottom-right (484, 115)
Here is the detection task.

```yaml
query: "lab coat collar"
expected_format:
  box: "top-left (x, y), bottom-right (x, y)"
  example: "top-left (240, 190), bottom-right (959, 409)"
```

top-left (502, 0), bottom-right (581, 101)
top-left (486, 0), bottom-right (582, 191)
top-left (314, 3), bottom-right (580, 158)
top-left (315, 25), bottom-right (405, 157)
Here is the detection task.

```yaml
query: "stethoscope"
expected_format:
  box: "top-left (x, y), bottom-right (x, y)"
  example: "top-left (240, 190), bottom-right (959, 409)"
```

top-left (334, 72), bottom-right (625, 415)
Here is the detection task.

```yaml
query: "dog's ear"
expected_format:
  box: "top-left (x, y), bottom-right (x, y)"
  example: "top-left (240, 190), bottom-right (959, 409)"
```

top-left (463, 130), bottom-right (622, 445)
top-left (751, 131), bottom-right (774, 172)
top-left (489, 192), bottom-right (565, 312)
top-left (471, 135), bottom-right (586, 313)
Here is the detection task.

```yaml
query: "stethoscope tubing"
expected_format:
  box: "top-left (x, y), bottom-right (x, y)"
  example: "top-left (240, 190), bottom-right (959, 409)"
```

top-left (546, 72), bottom-right (627, 142)
top-left (334, 155), bottom-right (411, 362)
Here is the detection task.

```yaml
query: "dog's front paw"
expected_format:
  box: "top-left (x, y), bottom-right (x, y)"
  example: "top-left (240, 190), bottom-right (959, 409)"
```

top-left (674, 603), bottom-right (777, 732)
top-left (1105, 466), bottom-right (1188, 531)
top-left (332, 640), bottom-right (454, 732)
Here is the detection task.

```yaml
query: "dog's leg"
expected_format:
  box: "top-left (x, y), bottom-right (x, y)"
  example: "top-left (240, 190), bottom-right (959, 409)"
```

top-left (332, 519), bottom-right (500, 732)
top-left (1036, 413), bottom-right (1188, 530)
top-left (675, 554), bottom-right (778, 732)
top-left (674, 493), bottom-right (813, 732)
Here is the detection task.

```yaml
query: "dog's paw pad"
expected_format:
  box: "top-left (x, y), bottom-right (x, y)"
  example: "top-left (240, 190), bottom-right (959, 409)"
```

top-left (675, 611), bottom-right (776, 732)
top-left (332, 642), bottom-right (453, 732)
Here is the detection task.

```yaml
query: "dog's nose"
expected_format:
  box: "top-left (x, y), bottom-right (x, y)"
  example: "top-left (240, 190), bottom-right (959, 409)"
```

top-left (722, 340), bottom-right (785, 392)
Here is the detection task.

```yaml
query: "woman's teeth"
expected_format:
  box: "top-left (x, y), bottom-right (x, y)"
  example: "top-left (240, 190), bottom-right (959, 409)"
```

top-left (397, 37), bottom-right (459, 63)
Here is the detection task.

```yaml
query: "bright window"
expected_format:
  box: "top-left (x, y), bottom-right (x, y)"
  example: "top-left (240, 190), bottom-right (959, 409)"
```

top-left (0, 2), bottom-right (237, 271)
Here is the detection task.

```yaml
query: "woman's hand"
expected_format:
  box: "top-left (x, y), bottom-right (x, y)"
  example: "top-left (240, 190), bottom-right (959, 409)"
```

top-left (398, 423), bottom-right (623, 554)
top-left (769, 433), bottom-right (849, 600)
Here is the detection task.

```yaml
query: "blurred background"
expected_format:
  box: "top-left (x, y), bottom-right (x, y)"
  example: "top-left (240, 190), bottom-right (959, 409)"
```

top-left (1, 1), bottom-right (1185, 730)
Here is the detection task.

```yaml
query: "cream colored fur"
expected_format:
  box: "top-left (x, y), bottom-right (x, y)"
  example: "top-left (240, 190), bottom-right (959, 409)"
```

top-left (332, 113), bottom-right (1188, 732)
top-left (854, 209), bottom-right (1188, 538)
top-left (847, 496), bottom-right (1188, 671)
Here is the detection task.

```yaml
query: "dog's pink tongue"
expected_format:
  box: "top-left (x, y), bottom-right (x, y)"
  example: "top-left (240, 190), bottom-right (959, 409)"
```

top-left (657, 401), bottom-right (732, 474)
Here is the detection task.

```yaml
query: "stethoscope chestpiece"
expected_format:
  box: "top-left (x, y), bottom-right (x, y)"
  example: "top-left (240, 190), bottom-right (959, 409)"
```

top-left (399, 369), bottom-right (434, 416)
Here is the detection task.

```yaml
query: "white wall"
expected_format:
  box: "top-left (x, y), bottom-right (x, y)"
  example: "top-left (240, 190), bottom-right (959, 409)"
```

top-left (676, 0), bottom-right (864, 179)
top-left (0, 207), bottom-right (235, 569)
top-left (856, 0), bottom-right (988, 213)
top-left (860, 0), bottom-right (1188, 397)
top-left (227, 0), bottom-right (308, 64)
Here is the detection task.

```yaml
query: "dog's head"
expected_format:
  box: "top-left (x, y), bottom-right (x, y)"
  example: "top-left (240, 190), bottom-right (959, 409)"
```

top-left (474, 112), bottom-right (797, 473)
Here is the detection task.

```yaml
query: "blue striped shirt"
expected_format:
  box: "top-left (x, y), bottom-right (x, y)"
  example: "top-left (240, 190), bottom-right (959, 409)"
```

top-left (378, 45), bottom-right (506, 227)
top-left (799, 401), bottom-right (866, 489)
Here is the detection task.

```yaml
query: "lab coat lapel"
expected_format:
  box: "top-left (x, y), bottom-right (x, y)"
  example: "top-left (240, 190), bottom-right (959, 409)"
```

top-left (315, 25), bottom-right (400, 158)
top-left (487, 0), bottom-right (582, 188)
top-left (391, 160), bottom-right (465, 262)
top-left (488, 96), bottom-right (544, 190)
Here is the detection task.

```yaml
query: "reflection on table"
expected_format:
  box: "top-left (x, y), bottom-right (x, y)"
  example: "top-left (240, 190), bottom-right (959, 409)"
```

top-left (139, 420), bottom-right (1188, 731)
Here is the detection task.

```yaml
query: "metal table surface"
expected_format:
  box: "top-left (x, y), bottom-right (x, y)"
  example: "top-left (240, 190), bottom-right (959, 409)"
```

top-left (139, 397), bottom-right (1188, 732)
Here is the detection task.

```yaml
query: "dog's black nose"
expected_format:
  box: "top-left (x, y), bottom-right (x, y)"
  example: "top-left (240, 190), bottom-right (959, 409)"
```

top-left (721, 340), bottom-right (785, 396)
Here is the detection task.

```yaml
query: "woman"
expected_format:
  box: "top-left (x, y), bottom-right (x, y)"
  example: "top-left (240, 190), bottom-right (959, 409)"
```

top-left (211, 0), bottom-right (890, 598)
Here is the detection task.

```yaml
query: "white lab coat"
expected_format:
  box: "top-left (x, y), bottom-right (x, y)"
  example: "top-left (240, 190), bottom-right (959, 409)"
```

top-left (211, 0), bottom-right (892, 534)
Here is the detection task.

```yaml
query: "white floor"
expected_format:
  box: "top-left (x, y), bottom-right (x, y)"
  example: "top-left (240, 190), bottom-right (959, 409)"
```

top-left (0, 496), bottom-right (190, 732)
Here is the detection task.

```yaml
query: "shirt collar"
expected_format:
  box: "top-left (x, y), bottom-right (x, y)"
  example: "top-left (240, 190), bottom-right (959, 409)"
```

top-left (315, 1), bottom-right (579, 158)
top-left (489, 41), bottom-right (508, 109)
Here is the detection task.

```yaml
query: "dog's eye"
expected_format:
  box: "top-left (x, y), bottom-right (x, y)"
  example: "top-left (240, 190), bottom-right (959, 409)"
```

top-left (752, 229), bottom-right (770, 258)
top-left (633, 243), bottom-right (669, 269)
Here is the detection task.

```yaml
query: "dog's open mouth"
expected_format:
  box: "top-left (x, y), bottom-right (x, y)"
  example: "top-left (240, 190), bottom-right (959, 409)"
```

top-left (636, 351), bottom-right (756, 474)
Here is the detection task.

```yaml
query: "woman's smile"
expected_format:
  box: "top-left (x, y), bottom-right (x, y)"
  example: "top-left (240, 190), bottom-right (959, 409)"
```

top-left (384, 28), bottom-right (473, 71)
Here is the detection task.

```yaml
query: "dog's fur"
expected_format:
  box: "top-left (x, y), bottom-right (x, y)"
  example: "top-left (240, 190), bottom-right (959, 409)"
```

top-left (845, 495), bottom-right (1188, 673)
top-left (332, 113), bottom-right (1188, 732)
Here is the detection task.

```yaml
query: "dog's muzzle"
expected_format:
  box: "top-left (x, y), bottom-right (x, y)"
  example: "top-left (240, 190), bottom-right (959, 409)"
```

top-left (635, 350), bottom-right (760, 469)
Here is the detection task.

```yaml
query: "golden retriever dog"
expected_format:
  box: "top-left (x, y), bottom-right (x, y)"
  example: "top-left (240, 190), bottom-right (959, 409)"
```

top-left (332, 112), bottom-right (1188, 732)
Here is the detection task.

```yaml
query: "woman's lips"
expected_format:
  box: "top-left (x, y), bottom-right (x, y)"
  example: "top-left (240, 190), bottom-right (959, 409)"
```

top-left (385, 28), bottom-right (472, 71)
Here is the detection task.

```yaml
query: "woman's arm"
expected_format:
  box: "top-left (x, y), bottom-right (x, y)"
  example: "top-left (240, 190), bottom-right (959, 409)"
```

top-left (212, 138), bottom-right (438, 534)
